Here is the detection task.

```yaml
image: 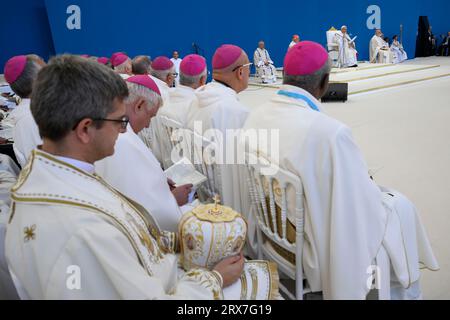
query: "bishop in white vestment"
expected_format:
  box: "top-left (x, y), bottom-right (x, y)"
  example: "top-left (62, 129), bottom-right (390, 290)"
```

top-left (159, 54), bottom-right (207, 126)
top-left (2, 55), bottom-right (43, 167)
top-left (253, 41), bottom-right (277, 83)
top-left (370, 29), bottom-right (394, 63)
top-left (243, 41), bottom-right (439, 299)
top-left (186, 45), bottom-right (251, 218)
top-left (139, 56), bottom-right (175, 164)
top-left (96, 75), bottom-right (194, 232)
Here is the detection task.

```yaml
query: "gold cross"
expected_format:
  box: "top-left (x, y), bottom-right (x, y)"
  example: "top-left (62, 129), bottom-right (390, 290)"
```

top-left (24, 225), bottom-right (36, 242)
top-left (214, 194), bottom-right (221, 210)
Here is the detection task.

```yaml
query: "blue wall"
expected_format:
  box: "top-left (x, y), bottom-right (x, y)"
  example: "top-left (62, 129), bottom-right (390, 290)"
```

top-left (2, 0), bottom-right (449, 71)
top-left (0, 0), bottom-right (55, 70)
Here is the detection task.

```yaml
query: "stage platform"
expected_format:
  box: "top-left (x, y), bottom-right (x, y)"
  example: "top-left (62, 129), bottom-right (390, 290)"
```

top-left (249, 59), bottom-right (450, 96)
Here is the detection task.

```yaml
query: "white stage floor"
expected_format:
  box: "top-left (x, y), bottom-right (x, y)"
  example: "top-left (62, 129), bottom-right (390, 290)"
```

top-left (241, 57), bottom-right (450, 299)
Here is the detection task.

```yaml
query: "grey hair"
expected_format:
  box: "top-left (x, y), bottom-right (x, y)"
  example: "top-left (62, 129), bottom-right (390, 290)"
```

top-left (115, 58), bottom-right (131, 74)
top-left (179, 69), bottom-right (207, 87)
top-left (31, 54), bottom-right (129, 141)
top-left (132, 55), bottom-right (151, 75)
top-left (151, 66), bottom-right (175, 82)
top-left (10, 56), bottom-right (41, 98)
top-left (283, 58), bottom-right (331, 95)
top-left (125, 82), bottom-right (163, 109)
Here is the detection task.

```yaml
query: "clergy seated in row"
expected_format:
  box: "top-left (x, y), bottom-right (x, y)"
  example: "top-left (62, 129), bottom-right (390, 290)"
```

top-left (159, 54), bottom-right (207, 126)
top-left (370, 29), bottom-right (394, 63)
top-left (95, 75), bottom-right (196, 232)
top-left (333, 25), bottom-right (358, 68)
top-left (3, 55), bottom-right (43, 167)
top-left (131, 55), bottom-right (152, 75)
top-left (242, 41), bottom-right (439, 299)
top-left (186, 45), bottom-right (254, 248)
top-left (288, 34), bottom-right (300, 51)
top-left (390, 35), bottom-right (408, 64)
top-left (5, 55), bottom-right (280, 300)
top-left (111, 53), bottom-right (133, 79)
top-left (253, 41), bottom-right (277, 83)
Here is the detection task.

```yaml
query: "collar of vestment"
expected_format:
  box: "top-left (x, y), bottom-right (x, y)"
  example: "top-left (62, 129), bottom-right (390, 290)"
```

top-left (275, 85), bottom-right (321, 112)
top-left (55, 155), bottom-right (95, 174)
top-left (177, 84), bottom-right (195, 92)
top-left (10, 149), bottom-right (175, 276)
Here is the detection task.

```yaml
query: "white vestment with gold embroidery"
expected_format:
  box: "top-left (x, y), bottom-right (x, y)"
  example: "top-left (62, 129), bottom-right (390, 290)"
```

top-left (5, 150), bottom-right (279, 300)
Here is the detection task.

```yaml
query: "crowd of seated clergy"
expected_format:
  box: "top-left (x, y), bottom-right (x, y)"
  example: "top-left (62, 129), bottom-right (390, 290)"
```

top-left (0, 39), bottom-right (439, 300)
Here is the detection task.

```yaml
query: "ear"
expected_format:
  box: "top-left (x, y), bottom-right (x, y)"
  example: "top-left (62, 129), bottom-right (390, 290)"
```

top-left (74, 118), bottom-right (94, 144)
top-left (200, 75), bottom-right (207, 86)
top-left (318, 74), bottom-right (330, 98)
top-left (133, 97), bottom-right (146, 113)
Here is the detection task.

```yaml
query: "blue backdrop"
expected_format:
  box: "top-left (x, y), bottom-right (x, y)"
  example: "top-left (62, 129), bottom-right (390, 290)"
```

top-left (1, 0), bottom-right (449, 70)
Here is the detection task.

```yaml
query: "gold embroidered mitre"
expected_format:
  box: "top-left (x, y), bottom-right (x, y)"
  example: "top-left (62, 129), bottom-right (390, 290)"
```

top-left (178, 195), bottom-right (247, 270)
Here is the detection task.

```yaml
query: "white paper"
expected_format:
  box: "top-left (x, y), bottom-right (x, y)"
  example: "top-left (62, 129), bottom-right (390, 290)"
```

top-left (164, 157), bottom-right (207, 188)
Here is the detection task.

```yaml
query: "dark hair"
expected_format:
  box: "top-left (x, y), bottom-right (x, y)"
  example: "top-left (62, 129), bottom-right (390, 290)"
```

top-left (31, 54), bottom-right (128, 141)
top-left (393, 35), bottom-right (398, 40)
top-left (10, 56), bottom-right (40, 98)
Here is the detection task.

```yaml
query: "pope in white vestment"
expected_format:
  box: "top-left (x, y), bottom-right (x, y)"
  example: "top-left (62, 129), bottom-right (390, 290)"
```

top-left (243, 42), bottom-right (439, 299)
top-left (333, 26), bottom-right (358, 68)
top-left (253, 41), bottom-right (277, 83)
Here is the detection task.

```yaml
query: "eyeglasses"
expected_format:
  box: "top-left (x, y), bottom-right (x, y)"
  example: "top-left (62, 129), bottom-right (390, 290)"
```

top-left (232, 62), bottom-right (253, 72)
top-left (92, 116), bottom-right (129, 130)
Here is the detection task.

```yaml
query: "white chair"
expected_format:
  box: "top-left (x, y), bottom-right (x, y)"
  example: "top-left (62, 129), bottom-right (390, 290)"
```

top-left (182, 128), bottom-right (222, 203)
top-left (245, 153), bottom-right (311, 300)
top-left (157, 115), bottom-right (185, 170)
top-left (326, 29), bottom-right (339, 67)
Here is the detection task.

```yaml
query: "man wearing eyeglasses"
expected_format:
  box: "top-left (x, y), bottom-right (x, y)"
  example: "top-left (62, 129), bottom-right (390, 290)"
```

top-left (186, 44), bottom-right (254, 254)
top-left (95, 75), bottom-right (194, 232)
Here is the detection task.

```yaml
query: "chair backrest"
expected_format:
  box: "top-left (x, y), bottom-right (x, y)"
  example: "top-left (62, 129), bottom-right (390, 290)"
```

top-left (326, 30), bottom-right (339, 51)
top-left (245, 152), bottom-right (306, 299)
top-left (157, 115), bottom-right (185, 170)
top-left (182, 128), bottom-right (222, 202)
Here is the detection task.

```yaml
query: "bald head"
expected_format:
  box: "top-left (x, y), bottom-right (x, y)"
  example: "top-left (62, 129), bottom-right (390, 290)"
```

top-left (212, 45), bottom-right (250, 93)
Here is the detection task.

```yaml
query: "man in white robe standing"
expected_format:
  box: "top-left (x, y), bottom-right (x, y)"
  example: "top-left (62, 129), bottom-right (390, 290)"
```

top-left (5, 55), bottom-right (279, 300)
top-left (254, 41), bottom-right (277, 83)
top-left (370, 29), bottom-right (394, 63)
top-left (170, 51), bottom-right (183, 87)
top-left (186, 44), bottom-right (257, 257)
top-left (242, 41), bottom-right (439, 299)
top-left (3, 55), bottom-right (42, 167)
top-left (160, 54), bottom-right (207, 126)
top-left (95, 75), bottom-right (194, 232)
top-left (111, 53), bottom-right (133, 78)
top-left (333, 26), bottom-right (358, 68)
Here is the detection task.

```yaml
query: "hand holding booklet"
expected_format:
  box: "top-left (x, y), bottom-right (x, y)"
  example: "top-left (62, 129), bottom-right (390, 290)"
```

top-left (164, 157), bottom-right (207, 188)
